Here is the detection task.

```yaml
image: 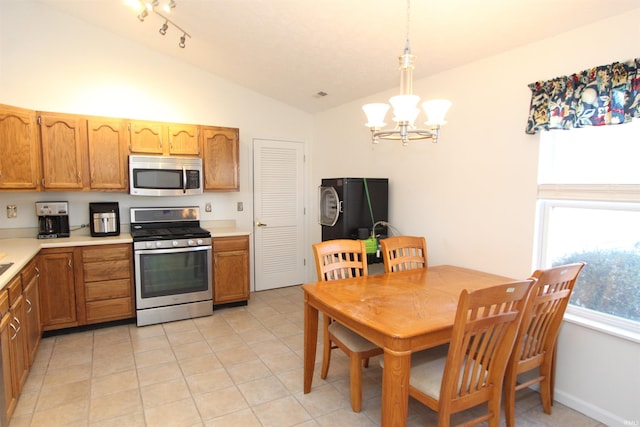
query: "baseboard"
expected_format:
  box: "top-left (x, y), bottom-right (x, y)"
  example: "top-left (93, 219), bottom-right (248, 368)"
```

top-left (554, 389), bottom-right (635, 427)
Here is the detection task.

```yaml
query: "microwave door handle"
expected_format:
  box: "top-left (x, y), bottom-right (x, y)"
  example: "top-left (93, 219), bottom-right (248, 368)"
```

top-left (182, 166), bottom-right (186, 193)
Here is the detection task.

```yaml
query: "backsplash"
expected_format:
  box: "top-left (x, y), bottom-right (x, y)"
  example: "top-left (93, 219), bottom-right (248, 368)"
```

top-left (0, 191), bottom-right (246, 233)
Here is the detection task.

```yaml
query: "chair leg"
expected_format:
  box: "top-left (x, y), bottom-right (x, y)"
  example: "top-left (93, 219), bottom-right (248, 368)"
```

top-left (349, 354), bottom-right (363, 412)
top-left (488, 397), bottom-right (501, 427)
top-left (550, 346), bottom-right (557, 405)
top-left (503, 367), bottom-right (517, 427)
top-left (540, 359), bottom-right (553, 414)
top-left (320, 315), bottom-right (332, 379)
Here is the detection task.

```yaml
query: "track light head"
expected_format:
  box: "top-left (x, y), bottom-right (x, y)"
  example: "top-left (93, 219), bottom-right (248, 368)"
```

top-left (159, 21), bottom-right (168, 35)
top-left (179, 34), bottom-right (186, 48)
top-left (137, 9), bottom-right (148, 21)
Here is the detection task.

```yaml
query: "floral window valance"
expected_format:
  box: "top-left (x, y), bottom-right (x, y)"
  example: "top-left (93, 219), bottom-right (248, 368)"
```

top-left (525, 57), bottom-right (640, 134)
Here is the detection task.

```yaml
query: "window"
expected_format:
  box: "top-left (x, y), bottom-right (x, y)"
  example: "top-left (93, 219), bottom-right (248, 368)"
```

top-left (536, 120), bottom-right (640, 340)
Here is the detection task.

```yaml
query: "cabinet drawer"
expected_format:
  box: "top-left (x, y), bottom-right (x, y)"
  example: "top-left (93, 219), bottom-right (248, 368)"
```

top-left (82, 245), bottom-right (130, 262)
top-left (0, 290), bottom-right (8, 316)
top-left (85, 279), bottom-right (132, 301)
top-left (83, 259), bottom-right (130, 282)
top-left (213, 236), bottom-right (249, 252)
top-left (86, 297), bottom-right (133, 323)
top-left (7, 275), bottom-right (22, 306)
top-left (21, 259), bottom-right (38, 285)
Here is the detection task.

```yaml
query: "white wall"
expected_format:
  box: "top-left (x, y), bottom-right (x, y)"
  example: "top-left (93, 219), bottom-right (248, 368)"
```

top-left (311, 8), bottom-right (640, 426)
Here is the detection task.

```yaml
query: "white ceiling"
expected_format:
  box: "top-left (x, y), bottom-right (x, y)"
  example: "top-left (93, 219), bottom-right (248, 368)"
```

top-left (37, 0), bottom-right (640, 113)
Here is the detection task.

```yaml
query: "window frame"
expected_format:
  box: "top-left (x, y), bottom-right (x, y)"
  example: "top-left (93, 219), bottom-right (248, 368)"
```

top-left (535, 195), bottom-right (640, 343)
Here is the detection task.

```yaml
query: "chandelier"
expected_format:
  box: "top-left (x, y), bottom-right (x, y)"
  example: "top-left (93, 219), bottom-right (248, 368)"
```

top-left (128, 0), bottom-right (191, 48)
top-left (363, 0), bottom-right (451, 146)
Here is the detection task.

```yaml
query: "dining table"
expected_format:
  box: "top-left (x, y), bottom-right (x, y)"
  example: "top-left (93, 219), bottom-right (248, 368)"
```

top-left (302, 264), bottom-right (514, 427)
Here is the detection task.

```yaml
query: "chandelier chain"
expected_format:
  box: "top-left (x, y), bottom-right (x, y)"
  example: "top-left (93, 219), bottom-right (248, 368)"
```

top-left (405, 0), bottom-right (411, 53)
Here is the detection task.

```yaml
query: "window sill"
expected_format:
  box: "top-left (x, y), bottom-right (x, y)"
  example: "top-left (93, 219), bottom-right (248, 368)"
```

top-left (564, 306), bottom-right (640, 344)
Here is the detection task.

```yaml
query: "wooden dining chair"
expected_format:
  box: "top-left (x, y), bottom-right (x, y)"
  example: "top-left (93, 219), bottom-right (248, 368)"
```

top-left (312, 239), bottom-right (383, 412)
top-left (380, 235), bottom-right (427, 273)
top-left (503, 262), bottom-right (585, 427)
top-left (406, 279), bottom-right (534, 427)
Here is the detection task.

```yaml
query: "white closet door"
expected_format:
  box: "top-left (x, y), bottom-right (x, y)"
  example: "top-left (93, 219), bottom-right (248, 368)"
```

top-left (253, 139), bottom-right (306, 291)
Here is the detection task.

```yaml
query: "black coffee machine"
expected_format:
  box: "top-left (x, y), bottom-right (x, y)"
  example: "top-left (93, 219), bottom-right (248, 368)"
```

top-left (36, 201), bottom-right (70, 239)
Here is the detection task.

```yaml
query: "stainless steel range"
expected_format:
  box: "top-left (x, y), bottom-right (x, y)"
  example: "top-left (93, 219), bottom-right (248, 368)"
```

top-left (130, 206), bottom-right (213, 326)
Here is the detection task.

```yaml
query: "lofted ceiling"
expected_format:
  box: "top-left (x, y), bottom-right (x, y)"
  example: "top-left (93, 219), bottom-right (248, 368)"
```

top-left (36, 0), bottom-right (639, 113)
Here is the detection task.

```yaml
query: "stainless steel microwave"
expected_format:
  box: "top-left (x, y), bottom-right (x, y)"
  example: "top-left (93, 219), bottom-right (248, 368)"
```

top-left (129, 155), bottom-right (203, 196)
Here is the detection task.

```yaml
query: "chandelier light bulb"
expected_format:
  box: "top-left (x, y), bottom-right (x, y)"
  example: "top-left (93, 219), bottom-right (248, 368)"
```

top-left (423, 99), bottom-right (452, 126)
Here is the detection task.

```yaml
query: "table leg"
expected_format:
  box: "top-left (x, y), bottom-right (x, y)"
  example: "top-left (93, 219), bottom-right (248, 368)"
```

top-left (382, 348), bottom-right (411, 427)
top-left (303, 295), bottom-right (318, 393)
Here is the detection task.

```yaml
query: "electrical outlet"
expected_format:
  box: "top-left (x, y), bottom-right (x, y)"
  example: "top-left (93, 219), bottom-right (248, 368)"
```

top-left (237, 202), bottom-right (243, 212)
top-left (205, 203), bottom-right (212, 212)
top-left (6, 205), bottom-right (17, 218)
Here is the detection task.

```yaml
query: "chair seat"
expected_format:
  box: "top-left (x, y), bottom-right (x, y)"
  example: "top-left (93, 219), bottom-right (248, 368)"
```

top-left (328, 321), bottom-right (379, 353)
top-left (408, 345), bottom-right (450, 399)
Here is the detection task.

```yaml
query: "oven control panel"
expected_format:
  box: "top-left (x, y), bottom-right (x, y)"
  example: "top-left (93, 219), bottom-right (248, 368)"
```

top-left (134, 238), bottom-right (212, 250)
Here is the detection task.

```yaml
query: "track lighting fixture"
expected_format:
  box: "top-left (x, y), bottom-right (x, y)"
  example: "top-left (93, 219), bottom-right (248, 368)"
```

top-left (128, 0), bottom-right (191, 48)
top-left (159, 21), bottom-right (168, 35)
top-left (137, 9), bottom-right (148, 22)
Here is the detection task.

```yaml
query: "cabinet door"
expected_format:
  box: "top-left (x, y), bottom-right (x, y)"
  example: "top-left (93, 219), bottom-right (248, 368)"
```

top-left (9, 292), bottom-right (29, 397)
top-left (213, 236), bottom-right (250, 304)
top-left (87, 117), bottom-right (128, 190)
top-left (22, 262), bottom-right (41, 366)
top-left (38, 251), bottom-right (78, 330)
top-left (129, 120), bottom-right (164, 154)
top-left (39, 112), bottom-right (87, 190)
top-left (0, 104), bottom-right (40, 190)
top-left (201, 126), bottom-right (239, 191)
top-left (0, 307), bottom-right (17, 421)
top-left (168, 124), bottom-right (200, 155)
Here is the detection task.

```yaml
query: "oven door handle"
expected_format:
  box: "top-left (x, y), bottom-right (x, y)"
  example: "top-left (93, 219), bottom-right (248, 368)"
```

top-left (135, 245), bottom-right (212, 255)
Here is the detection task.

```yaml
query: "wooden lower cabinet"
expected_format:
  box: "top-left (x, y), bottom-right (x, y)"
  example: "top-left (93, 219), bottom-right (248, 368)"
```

top-left (38, 248), bottom-right (79, 331)
top-left (22, 259), bottom-right (41, 366)
top-left (81, 244), bottom-right (134, 324)
top-left (0, 289), bottom-right (17, 422)
top-left (0, 260), bottom-right (42, 424)
top-left (7, 277), bottom-right (29, 401)
top-left (213, 236), bottom-right (250, 304)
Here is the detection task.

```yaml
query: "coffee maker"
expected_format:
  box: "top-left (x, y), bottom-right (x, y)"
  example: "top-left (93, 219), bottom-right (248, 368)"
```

top-left (36, 202), bottom-right (70, 239)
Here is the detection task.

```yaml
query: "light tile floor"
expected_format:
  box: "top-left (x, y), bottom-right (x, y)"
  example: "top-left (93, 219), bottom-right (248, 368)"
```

top-left (8, 285), bottom-right (605, 427)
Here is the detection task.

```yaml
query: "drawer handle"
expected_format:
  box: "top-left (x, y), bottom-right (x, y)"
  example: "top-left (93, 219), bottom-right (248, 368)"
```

top-left (10, 322), bottom-right (18, 340)
top-left (26, 298), bottom-right (32, 313)
top-left (35, 266), bottom-right (40, 277)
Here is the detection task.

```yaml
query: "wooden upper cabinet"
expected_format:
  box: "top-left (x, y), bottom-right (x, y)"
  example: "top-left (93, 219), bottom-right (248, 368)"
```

top-left (128, 120), bottom-right (164, 154)
top-left (201, 126), bottom-right (239, 191)
top-left (87, 117), bottom-right (128, 190)
top-left (168, 124), bottom-right (200, 155)
top-left (0, 104), bottom-right (41, 190)
top-left (129, 121), bottom-right (200, 156)
top-left (38, 112), bottom-right (88, 190)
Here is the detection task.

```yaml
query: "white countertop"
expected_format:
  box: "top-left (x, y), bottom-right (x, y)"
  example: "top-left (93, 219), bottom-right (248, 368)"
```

top-left (0, 226), bottom-right (250, 290)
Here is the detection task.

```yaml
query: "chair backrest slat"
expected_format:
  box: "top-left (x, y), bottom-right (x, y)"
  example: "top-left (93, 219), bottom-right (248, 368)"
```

top-left (380, 236), bottom-right (427, 273)
top-left (313, 239), bottom-right (368, 282)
